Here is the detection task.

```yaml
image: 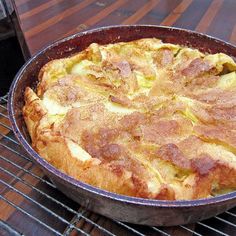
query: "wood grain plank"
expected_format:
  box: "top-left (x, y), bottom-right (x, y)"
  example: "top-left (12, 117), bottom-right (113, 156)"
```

top-left (0, 113), bottom-right (11, 137)
top-left (137, 0), bottom-right (181, 25)
top-left (6, 179), bottom-right (76, 235)
top-left (161, 0), bottom-right (193, 26)
top-left (0, 155), bottom-right (30, 196)
top-left (26, 0), bottom-right (115, 53)
top-left (0, 134), bottom-right (33, 196)
top-left (17, 0), bottom-right (49, 15)
top-left (20, 0), bottom-right (82, 32)
top-left (195, 0), bottom-right (224, 33)
top-left (92, 0), bottom-right (148, 28)
top-left (20, 0), bottom-right (65, 20)
top-left (63, 0), bottom-right (129, 38)
top-left (24, 0), bottom-right (94, 38)
top-left (206, 0), bottom-right (236, 41)
top-left (15, 0), bottom-right (33, 7)
top-left (0, 162), bottom-right (35, 221)
top-left (173, 0), bottom-right (212, 30)
top-left (230, 25), bottom-right (236, 44)
top-left (122, 0), bottom-right (160, 24)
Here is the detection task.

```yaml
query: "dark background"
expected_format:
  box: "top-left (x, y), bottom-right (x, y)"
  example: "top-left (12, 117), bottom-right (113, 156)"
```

top-left (0, 0), bottom-right (24, 96)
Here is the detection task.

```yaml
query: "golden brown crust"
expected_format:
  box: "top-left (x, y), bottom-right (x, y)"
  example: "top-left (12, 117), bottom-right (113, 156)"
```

top-left (23, 38), bottom-right (236, 200)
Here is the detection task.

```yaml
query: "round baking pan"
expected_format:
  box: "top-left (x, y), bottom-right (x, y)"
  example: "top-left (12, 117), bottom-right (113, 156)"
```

top-left (8, 25), bottom-right (236, 226)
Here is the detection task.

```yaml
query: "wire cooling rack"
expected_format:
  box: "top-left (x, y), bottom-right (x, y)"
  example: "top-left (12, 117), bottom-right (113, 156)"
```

top-left (0, 94), bottom-right (236, 236)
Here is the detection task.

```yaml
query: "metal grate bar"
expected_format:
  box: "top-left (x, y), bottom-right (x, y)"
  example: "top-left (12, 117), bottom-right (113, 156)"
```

top-left (0, 154), bottom-right (56, 188)
top-left (0, 161), bottom-right (34, 197)
top-left (63, 216), bottom-right (82, 236)
top-left (78, 215), bottom-right (116, 236)
top-left (0, 176), bottom-right (89, 236)
top-left (214, 216), bottom-right (236, 228)
top-left (0, 158), bottom-right (67, 206)
top-left (115, 221), bottom-right (146, 236)
top-left (0, 142), bottom-right (32, 161)
top-left (0, 132), bottom-right (20, 146)
top-left (0, 194), bottom-right (63, 236)
top-left (179, 225), bottom-right (203, 236)
top-left (0, 139), bottom-right (57, 188)
top-left (152, 226), bottom-right (171, 236)
top-left (0, 220), bottom-right (23, 236)
top-left (197, 221), bottom-right (229, 236)
top-left (63, 226), bottom-right (75, 236)
top-left (226, 211), bottom-right (236, 217)
top-left (63, 227), bottom-right (73, 236)
top-left (0, 112), bottom-right (8, 119)
top-left (0, 121), bottom-right (13, 131)
top-left (0, 159), bottom-right (116, 236)
top-left (0, 95), bottom-right (8, 103)
top-left (0, 104), bottom-right (8, 110)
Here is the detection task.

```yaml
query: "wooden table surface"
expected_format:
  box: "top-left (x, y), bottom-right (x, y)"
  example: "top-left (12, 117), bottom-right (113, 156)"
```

top-left (1, 1), bottom-right (236, 235)
top-left (12, 0), bottom-right (236, 58)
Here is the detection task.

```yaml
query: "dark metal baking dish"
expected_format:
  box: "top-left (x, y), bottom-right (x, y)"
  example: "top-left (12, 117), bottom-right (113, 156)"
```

top-left (8, 25), bottom-right (236, 226)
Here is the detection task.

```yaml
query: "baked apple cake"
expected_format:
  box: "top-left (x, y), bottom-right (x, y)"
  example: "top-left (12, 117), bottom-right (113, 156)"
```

top-left (23, 38), bottom-right (236, 200)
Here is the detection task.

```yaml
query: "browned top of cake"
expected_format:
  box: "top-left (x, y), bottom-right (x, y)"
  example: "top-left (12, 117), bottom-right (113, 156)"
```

top-left (23, 38), bottom-right (236, 200)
